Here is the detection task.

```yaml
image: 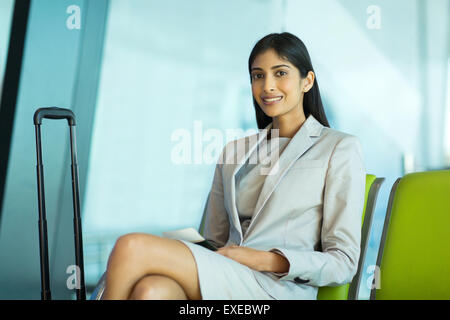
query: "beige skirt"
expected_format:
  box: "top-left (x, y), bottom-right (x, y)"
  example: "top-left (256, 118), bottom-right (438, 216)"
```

top-left (178, 240), bottom-right (275, 300)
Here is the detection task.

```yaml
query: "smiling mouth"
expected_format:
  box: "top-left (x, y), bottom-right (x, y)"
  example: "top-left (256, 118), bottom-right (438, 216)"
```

top-left (262, 96), bottom-right (283, 104)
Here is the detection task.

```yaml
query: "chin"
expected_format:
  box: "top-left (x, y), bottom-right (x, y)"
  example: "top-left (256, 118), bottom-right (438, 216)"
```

top-left (261, 107), bottom-right (284, 118)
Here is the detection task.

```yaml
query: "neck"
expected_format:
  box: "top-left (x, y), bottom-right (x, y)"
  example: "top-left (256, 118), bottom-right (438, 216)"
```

top-left (272, 110), bottom-right (307, 139)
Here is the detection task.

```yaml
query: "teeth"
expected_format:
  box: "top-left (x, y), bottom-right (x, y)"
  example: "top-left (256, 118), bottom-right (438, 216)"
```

top-left (263, 97), bottom-right (282, 102)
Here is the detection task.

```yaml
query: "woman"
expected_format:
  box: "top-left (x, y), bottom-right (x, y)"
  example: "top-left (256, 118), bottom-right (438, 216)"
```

top-left (102, 32), bottom-right (365, 300)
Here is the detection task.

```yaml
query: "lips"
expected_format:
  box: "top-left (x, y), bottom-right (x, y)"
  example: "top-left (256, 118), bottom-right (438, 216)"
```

top-left (262, 96), bottom-right (283, 104)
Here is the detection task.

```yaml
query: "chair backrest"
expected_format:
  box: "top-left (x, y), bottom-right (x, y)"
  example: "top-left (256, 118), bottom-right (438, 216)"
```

top-left (371, 170), bottom-right (450, 300)
top-left (317, 174), bottom-right (384, 300)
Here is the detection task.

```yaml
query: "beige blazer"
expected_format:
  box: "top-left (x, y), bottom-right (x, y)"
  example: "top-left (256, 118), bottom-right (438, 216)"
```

top-left (201, 115), bottom-right (366, 299)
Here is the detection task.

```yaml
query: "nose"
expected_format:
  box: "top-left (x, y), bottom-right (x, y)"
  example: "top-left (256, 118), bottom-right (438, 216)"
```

top-left (263, 75), bottom-right (275, 93)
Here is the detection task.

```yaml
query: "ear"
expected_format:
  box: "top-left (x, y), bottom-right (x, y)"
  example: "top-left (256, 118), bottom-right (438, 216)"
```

top-left (303, 71), bottom-right (315, 93)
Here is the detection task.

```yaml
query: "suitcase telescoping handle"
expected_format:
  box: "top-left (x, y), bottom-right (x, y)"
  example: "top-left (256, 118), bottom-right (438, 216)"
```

top-left (33, 107), bottom-right (86, 300)
top-left (33, 106), bottom-right (76, 126)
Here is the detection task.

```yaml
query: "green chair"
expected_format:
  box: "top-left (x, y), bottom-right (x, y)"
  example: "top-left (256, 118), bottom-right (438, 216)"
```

top-left (317, 174), bottom-right (384, 300)
top-left (370, 170), bottom-right (450, 300)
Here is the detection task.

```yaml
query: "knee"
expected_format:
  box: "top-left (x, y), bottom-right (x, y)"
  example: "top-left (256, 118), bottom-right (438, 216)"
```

top-left (130, 276), bottom-right (183, 300)
top-left (115, 233), bottom-right (142, 249)
top-left (110, 233), bottom-right (155, 260)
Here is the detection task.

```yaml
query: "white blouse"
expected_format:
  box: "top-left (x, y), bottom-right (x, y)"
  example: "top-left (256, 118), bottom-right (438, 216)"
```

top-left (235, 135), bottom-right (292, 236)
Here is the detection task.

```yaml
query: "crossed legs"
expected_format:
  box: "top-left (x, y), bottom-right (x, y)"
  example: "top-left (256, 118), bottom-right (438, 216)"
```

top-left (102, 233), bottom-right (202, 300)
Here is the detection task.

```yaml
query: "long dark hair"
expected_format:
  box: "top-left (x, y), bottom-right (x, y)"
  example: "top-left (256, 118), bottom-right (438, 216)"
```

top-left (248, 32), bottom-right (330, 129)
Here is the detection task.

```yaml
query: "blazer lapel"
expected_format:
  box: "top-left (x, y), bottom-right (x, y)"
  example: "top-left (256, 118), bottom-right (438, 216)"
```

top-left (224, 122), bottom-right (272, 241)
top-left (243, 115), bottom-right (324, 241)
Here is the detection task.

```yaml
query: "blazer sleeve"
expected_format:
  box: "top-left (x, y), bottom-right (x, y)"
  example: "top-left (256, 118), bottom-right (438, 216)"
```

top-left (200, 146), bottom-right (230, 249)
top-left (269, 135), bottom-right (366, 287)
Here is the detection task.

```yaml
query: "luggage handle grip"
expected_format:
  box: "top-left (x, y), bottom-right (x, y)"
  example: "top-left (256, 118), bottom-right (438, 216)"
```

top-left (34, 107), bottom-right (76, 126)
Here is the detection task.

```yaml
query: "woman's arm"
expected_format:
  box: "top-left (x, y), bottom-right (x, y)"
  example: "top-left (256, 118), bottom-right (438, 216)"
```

top-left (267, 136), bottom-right (366, 286)
top-left (216, 245), bottom-right (290, 273)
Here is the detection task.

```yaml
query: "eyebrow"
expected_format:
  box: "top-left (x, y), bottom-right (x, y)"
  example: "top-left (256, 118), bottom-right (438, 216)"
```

top-left (251, 64), bottom-right (291, 71)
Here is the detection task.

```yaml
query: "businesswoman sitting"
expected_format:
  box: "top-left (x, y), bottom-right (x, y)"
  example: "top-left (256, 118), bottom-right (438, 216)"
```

top-left (102, 32), bottom-right (366, 300)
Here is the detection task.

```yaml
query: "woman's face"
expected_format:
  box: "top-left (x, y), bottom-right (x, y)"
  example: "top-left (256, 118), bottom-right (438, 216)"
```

top-left (251, 48), bottom-right (312, 120)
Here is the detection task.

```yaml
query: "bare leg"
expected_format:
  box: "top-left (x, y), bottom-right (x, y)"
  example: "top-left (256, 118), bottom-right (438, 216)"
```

top-left (102, 233), bottom-right (202, 300)
top-left (128, 275), bottom-right (188, 300)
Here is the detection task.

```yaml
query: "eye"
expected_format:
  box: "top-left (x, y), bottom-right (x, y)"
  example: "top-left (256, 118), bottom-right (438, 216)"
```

top-left (252, 73), bottom-right (264, 80)
top-left (276, 70), bottom-right (287, 76)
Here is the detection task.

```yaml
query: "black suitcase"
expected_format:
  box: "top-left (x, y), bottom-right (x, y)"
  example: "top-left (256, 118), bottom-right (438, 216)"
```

top-left (33, 107), bottom-right (86, 300)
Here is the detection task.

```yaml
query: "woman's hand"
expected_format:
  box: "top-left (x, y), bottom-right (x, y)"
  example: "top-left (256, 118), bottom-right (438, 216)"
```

top-left (216, 245), bottom-right (290, 273)
top-left (216, 245), bottom-right (265, 271)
